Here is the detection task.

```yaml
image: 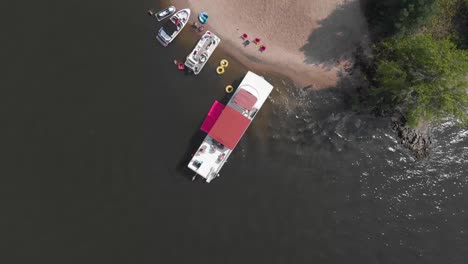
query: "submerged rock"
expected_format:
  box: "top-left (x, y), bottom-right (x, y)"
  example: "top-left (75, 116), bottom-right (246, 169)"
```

top-left (392, 116), bottom-right (432, 160)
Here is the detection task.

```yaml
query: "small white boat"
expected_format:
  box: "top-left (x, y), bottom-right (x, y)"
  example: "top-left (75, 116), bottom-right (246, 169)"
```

top-left (156, 8), bottom-right (191, 47)
top-left (184, 31), bottom-right (221, 74)
top-left (155, 6), bottom-right (176, 21)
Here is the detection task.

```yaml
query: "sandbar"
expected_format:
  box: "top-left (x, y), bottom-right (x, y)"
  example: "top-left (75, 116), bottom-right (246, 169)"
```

top-left (171, 0), bottom-right (369, 89)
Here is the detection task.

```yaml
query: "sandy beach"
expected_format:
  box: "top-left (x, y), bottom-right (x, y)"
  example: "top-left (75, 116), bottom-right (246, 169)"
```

top-left (171, 0), bottom-right (369, 88)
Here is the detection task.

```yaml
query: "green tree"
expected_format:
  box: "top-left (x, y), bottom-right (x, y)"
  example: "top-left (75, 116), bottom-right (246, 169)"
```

top-left (366, 0), bottom-right (439, 37)
top-left (372, 35), bottom-right (468, 126)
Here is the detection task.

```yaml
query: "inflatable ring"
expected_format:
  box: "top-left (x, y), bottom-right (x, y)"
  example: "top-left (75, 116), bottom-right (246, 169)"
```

top-left (198, 12), bottom-right (209, 24)
top-left (225, 85), bottom-right (233, 93)
top-left (220, 59), bottom-right (229, 68)
top-left (216, 66), bottom-right (225, 75)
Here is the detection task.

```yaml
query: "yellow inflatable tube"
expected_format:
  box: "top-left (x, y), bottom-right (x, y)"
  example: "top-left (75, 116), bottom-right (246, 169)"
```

top-left (216, 66), bottom-right (225, 75)
top-left (225, 85), bottom-right (233, 93)
top-left (220, 59), bottom-right (229, 68)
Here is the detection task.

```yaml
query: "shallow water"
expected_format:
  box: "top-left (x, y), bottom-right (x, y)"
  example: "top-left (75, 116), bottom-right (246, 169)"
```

top-left (4, 0), bottom-right (467, 263)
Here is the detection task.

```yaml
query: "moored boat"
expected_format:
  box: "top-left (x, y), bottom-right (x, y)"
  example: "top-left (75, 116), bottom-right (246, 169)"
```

top-left (184, 31), bottom-right (221, 75)
top-left (155, 6), bottom-right (176, 21)
top-left (187, 71), bottom-right (274, 182)
top-left (156, 8), bottom-right (191, 47)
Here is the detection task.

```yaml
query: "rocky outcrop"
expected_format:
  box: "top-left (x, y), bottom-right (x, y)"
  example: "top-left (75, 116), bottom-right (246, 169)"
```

top-left (350, 45), bottom-right (434, 160)
top-left (392, 116), bottom-right (432, 160)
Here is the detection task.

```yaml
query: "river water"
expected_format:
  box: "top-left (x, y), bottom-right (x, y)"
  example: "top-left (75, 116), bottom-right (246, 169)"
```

top-left (3, 0), bottom-right (467, 263)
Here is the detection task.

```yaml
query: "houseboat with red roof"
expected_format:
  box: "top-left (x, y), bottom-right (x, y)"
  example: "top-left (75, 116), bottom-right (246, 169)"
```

top-left (188, 71), bottom-right (273, 182)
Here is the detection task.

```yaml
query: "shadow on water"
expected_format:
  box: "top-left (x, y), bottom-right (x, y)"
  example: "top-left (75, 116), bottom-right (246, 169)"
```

top-left (265, 67), bottom-right (385, 161)
top-left (300, 0), bottom-right (368, 69)
top-left (175, 129), bottom-right (206, 180)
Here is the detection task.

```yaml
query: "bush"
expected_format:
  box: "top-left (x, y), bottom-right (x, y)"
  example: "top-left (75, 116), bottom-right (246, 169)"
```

top-left (371, 35), bottom-right (468, 126)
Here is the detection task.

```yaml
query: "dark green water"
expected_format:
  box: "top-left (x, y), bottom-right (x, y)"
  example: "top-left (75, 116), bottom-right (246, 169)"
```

top-left (2, 0), bottom-right (467, 263)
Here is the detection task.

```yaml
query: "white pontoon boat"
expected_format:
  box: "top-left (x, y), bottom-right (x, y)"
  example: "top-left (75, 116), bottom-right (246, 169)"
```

top-left (184, 31), bottom-right (220, 74)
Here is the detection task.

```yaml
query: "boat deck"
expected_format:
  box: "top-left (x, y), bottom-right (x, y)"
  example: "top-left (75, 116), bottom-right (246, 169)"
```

top-left (188, 136), bottom-right (232, 182)
top-left (157, 9), bottom-right (190, 46)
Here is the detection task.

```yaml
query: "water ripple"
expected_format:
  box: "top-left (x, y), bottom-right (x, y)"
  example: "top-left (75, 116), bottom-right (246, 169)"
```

top-left (267, 83), bottom-right (467, 221)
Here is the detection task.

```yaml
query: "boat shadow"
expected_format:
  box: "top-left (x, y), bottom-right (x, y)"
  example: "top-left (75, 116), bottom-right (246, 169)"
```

top-left (175, 128), bottom-right (207, 180)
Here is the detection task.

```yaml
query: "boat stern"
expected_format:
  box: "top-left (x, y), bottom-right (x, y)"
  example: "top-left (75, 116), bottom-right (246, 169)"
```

top-left (156, 30), bottom-right (170, 47)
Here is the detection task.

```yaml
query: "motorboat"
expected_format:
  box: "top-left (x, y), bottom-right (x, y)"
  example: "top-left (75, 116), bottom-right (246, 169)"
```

top-left (184, 31), bottom-right (220, 74)
top-left (155, 6), bottom-right (176, 21)
top-left (156, 8), bottom-right (191, 47)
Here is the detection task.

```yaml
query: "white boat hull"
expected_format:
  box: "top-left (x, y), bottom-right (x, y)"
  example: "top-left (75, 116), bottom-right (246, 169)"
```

top-left (156, 8), bottom-right (191, 47)
top-left (155, 6), bottom-right (176, 21)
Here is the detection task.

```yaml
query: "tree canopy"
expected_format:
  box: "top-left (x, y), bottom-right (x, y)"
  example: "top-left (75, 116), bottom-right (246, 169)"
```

top-left (366, 0), bottom-right (439, 38)
top-left (372, 35), bottom-right (468, 126)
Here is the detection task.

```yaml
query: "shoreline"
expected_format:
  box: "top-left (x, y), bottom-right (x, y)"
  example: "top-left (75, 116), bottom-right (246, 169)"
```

top-left (169, 0), bottom-right (369, 89)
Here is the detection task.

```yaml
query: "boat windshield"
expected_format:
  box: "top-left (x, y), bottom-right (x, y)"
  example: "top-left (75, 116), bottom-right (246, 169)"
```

top-left (159, 29), bottom-right (171, 41)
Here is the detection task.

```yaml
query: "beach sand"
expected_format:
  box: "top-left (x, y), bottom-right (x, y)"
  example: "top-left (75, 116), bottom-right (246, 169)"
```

top-left (171, 0), bottom-right (369, 89)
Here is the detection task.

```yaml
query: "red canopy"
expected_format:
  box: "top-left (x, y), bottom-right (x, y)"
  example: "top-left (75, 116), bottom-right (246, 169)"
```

top-left (200, 101), bottom-right (225, 133)
top-left (208, 106), bottom-right (251, 150)
top-left (254, 38), bottom-right (261, 43)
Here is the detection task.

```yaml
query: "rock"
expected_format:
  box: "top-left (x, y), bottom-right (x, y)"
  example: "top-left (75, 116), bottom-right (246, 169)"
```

top-left (392, 115), bottom-right (432, 160)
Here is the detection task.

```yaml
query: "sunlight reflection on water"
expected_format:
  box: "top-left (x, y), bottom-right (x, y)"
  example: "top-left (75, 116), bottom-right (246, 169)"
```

top-left (267, 80), bottom-right (467, 218)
